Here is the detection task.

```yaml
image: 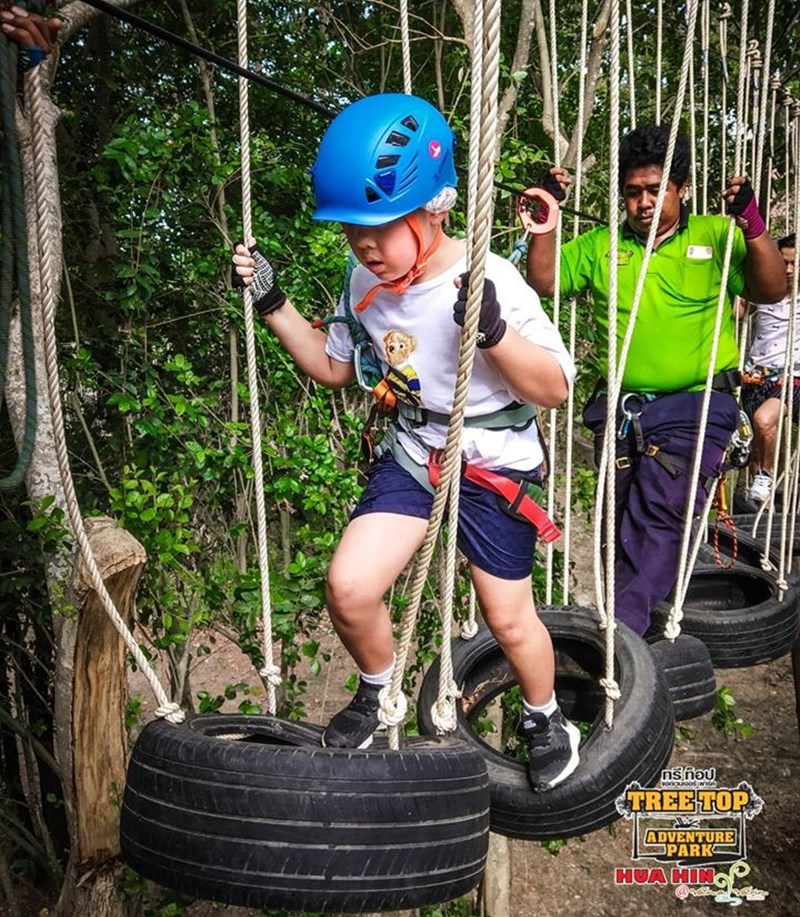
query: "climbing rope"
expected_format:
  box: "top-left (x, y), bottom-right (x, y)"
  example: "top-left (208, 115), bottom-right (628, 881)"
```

top-left (670, 0), bottom-right (750, 624)
top-left (557, 0), bottom-right (590, 605)
top-left (399, 0), bottom-right (412, 94)
top-left (23, 61), bottom-right (183, 723)
top-left (594, 0), bottom-right (700, 635)
top-left (395, 0), bottom-right (502, 745)
top-left (0, 36), bottom-right (37, 491)
top-left (235, 0), bottom-right (281, 712)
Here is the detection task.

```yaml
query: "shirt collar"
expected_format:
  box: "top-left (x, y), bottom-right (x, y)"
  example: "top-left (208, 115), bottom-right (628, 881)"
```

top-left (622, 203), bottom-right (690, 242)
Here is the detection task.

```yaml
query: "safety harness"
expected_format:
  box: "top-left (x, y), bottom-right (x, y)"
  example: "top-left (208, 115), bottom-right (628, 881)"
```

top-left (314, 254), bottom-right (561, 544)
top-left (606, 369), bottom-right (744, 478)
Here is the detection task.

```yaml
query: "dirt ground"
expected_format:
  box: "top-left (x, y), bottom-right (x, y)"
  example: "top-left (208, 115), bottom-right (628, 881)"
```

top-left (128, 606), bottom-right (800, 917)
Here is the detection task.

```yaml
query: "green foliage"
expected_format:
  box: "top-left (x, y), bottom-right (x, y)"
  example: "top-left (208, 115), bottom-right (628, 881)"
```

top-left (712, 685), bottom-right (754, 740)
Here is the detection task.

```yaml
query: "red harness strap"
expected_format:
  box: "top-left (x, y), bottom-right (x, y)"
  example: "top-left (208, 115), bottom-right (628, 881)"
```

top-left (427, 450), bottom-right (561, 544)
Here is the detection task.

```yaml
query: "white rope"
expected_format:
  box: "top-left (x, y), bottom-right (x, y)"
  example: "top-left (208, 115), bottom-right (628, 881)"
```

top-left (429, 0), bottom-right (486, 737)
top-left (594, 0), bottom-right (700, 632)
top-left (718, 4), bottom-right (732, 189)
top-left (25, 68), bottom-right (183, 725)
top-left (392, 0), bottom-right (502, 747)
top-left (624, 0), bottom-right (636, 128)
top-left (559, 0), bottom-right (590, 604)
top-left (655, 0), bottom-right (663, 123)
top-left (764, 72), bottom-right (782, 228)
top-left (236, 0), bottom-right (280, 714)
top-left (594, 0), bottom-right (622, 727)
top-left (752, 0), bottom-right (775, 196)
top-left (700, 0), bottom-right (711, 212)
top-left (399, 0), bottom-right (412, 94)
top-left (543, 0), bottom-right (563, 604)
top-left (670, 0), bottom-right (748, 625)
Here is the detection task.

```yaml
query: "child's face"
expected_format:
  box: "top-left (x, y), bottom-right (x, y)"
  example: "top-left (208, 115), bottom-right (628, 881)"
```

top-left (342, 213), bottom-right (429, 282)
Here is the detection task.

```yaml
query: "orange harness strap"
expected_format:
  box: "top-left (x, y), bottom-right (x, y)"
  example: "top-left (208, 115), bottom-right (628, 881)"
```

top-left (353, 214), bottom-right (443, 314)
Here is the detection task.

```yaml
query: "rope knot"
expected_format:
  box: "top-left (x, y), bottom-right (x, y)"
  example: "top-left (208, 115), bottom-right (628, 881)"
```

top-left (460, 619), bottom-right (479, 639)
top-left (429, 679), bottom-right (462, 733)
top-left (377, 687), bottom-right (408, 728)
top-left (599, 677), bottom-right (622, 701)
top-left (155, 702), bottom-right (185, 724)
top-left (259, 664), bottom-right (282, 686)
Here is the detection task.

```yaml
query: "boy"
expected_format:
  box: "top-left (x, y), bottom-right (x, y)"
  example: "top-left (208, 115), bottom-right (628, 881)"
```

top-left (233, 93), bottom-right (578, 792)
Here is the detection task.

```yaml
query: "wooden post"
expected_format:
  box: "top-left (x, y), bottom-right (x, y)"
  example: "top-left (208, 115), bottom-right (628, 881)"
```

top-left (53, 516), bottom-right (146, 917)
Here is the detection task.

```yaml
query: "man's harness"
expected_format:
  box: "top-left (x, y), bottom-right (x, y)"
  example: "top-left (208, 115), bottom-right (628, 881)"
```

top-left (610, 369), bottom-right (743, 478)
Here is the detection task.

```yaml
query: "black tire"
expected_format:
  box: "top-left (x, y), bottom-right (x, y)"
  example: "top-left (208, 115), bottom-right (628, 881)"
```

top-left (695, 521), bottom-right (781, 572)
top-left (645, 634), bottom-right (717, 721)
top-left (120, 715), bottom-right (490, 912)
top-left (652, 565), bottom-right (799, 668)
top-left (733, 512), bottom-right (800, 559)
top-left (416, 606), bottom-right (675, 841)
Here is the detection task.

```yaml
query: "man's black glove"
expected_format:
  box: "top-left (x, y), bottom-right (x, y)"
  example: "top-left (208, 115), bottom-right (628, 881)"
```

top-left (724, 178), bottom-right (766, 240)
top-left (453, 272), bottom-right (506, 349)
top-left (232, 243), bottom-right (286, 316)
top-left (538, 168), bottom-right (567, 203)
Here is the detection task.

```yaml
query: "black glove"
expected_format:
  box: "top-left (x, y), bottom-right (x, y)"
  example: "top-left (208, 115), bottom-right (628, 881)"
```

top-left (232, 243), bottom-right (286, 316)
top-left (724, 178), bottom-right (765, 239)
top-left (453, 272), bottom-right (506, 349)
top-left (538, 168), bottom-right (567, 203)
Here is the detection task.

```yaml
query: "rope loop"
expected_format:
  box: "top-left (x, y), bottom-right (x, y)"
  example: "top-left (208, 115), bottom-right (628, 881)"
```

top-left (155, 702), bottom-right (186, 724)
top-left (460, 619), bottom-right (479, 639)
top-left (378, 687), bottom-right (408, 728)
top-left (664, 611), bottom-right (684, 641)
top-left (430, 697), bottom-right (459, 734)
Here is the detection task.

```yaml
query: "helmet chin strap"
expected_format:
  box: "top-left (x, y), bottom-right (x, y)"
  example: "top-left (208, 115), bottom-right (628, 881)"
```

top-left (353, 213), bottom-right (443, 313)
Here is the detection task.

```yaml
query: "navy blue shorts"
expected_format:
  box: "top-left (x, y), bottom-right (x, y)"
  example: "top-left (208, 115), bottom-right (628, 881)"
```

top-left (741, 379), bottom-right (800, 421)
top-left (351, 454), bottom-right (541, 580)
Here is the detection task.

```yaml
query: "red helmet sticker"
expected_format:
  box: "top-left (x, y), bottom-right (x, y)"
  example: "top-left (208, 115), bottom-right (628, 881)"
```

top-left (428, 140), bottom-right (442, 159)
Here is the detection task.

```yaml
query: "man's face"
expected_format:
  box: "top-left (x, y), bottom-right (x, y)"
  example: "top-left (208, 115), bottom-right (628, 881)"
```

top-left (621, 166), bottom-right (685, 240)
top-left (780, 246), bottom-right (796, 295)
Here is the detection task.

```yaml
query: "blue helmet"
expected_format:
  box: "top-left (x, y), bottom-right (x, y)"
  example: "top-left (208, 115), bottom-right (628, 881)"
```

top-left (311, 93), bottom-right (457, 226)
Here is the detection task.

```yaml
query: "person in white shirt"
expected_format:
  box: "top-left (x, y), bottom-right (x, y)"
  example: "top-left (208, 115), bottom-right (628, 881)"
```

top-left (741, 233), bottom-right (800, 503)
top-left (233, 94), bottom-right (580, 792)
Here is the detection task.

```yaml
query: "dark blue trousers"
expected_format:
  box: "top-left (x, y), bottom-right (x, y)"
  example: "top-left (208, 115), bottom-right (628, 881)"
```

top-left (584, 390), bottom-right (739, 635)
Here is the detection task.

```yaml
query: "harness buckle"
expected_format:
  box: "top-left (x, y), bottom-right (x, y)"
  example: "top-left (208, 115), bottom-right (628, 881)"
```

top-left (644, 444), bottom-right (661, 458)
top-left (615, 455), bottom-right (632, 470)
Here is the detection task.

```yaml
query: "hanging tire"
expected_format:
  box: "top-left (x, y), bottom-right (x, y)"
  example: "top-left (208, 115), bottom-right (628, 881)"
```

top-left (733, 511), bottom-right (800, 559)
top-left (416, 606), bottom-right (675, 841)
top-left (695, 521), bottom-right (783, 573)
top-left (645, 634), bottom-right (717, 721)
top-left (120, 715), bottom-right (490, 912)
top-left (652, 565), bottom-right (799, 668)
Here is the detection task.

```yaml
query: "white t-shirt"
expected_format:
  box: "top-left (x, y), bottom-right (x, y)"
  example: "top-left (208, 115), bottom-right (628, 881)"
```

top-left (748, 296), bottom-right (800, 369)
top-left (325, 251), bottom-right (575, 470)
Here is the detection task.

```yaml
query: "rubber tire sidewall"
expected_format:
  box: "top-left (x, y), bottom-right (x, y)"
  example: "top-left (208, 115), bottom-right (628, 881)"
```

top-left (417, 606), bottom-right (675, 841)
top-left (121, 715), bottom-right (490, 912)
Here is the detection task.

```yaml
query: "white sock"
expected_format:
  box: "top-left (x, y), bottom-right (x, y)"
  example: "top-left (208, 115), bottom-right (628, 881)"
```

top-left (359, 658), bottom-right (394, 687)
top-left (523, 692), bottom-right (558, 718)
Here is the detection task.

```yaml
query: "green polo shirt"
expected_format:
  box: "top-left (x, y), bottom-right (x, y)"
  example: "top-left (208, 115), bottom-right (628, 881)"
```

top-left (560, 212), bottom-right (747, 392)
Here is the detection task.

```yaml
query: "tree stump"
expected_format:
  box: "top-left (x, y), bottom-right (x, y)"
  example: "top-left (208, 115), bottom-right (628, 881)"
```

top-left (54, 516), bottom-right (146, 917)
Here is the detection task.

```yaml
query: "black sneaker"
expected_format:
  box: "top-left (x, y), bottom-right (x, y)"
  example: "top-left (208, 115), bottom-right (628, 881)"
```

top-left (516, 708), bottom-right (580, 792)
top-left (322, 679), bottom-right (383, 749)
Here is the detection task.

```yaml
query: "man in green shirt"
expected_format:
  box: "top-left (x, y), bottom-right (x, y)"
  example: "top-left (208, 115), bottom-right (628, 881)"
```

top-left (527, 124), bottom-right (785, 635)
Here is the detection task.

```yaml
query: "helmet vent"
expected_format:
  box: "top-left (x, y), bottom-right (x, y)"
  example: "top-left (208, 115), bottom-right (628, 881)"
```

top-left (365, 187), bottom-right (380, 202)
top-left (386, 130), bottom-right (410, 147)
top-left (400, 115), bottom-right (419, 131)
top-left (376, 154), bottom-right (400, 168)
